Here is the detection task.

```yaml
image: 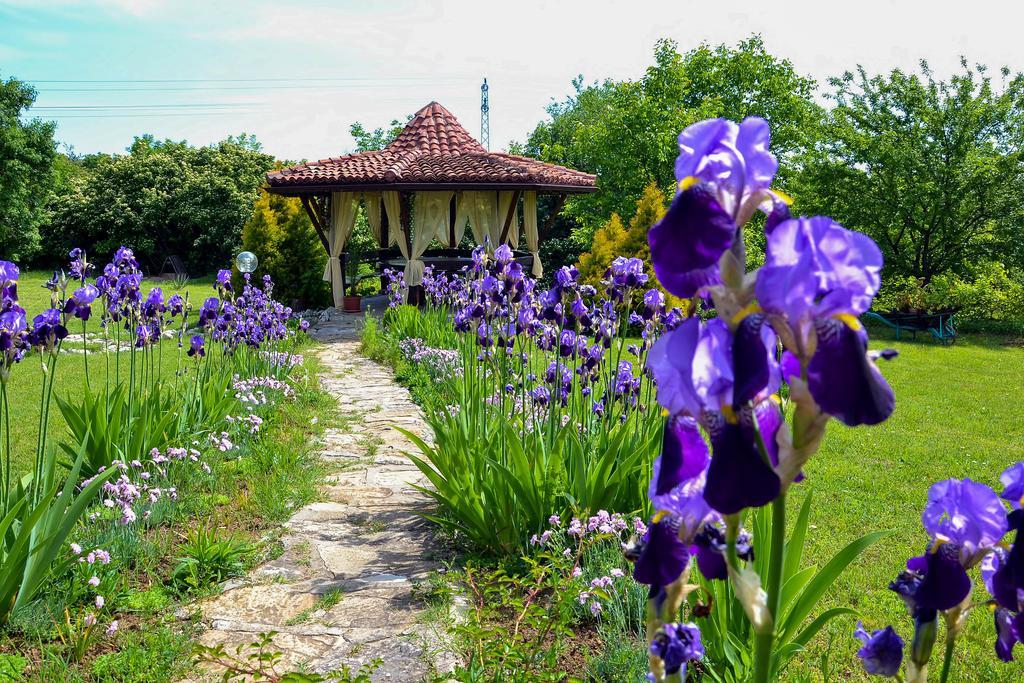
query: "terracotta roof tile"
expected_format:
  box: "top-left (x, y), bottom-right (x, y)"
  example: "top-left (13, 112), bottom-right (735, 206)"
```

top-left (266, 102), bottom-right (596, 191)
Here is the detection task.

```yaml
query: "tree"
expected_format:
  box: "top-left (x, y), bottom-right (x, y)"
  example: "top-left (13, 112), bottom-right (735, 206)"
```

top-left (241, 189), bottom-right (330, 308)
top-left (794, 60), bottom-right (1024, 283)
top-left (0, 75), bottom-right (57, 261)
top-left (44, 135), bottom-right (275, 273)
top-left (349, 117), bottom-right (409, 152)
top-left (515, 36), bottom-right (822, 245)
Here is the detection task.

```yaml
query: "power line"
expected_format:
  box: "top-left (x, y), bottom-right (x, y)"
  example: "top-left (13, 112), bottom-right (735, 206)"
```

top-left (34, 102), bottom-right (263, 110)
top-left (28, 76), bottom-right (474, 83)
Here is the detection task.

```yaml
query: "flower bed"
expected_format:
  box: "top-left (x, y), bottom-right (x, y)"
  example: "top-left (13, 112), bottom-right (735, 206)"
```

top-left (0, 247), bottom-right (331, 678)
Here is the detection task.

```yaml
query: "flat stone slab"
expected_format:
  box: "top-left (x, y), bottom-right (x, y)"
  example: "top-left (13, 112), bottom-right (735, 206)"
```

top-left (190, 318), bottom-right (452, 682)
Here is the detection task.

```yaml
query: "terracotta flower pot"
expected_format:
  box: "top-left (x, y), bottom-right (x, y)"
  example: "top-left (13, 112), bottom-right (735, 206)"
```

top-left (342, 295), bottom-right (362, 313)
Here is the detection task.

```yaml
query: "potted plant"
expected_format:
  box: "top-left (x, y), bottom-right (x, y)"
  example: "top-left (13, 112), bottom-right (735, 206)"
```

top-left (342, 245), bottom-right (362, 313)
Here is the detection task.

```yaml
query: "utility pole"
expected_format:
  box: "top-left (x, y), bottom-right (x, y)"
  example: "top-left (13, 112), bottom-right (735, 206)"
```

top-left (480, 77), bottom-right (490, 150)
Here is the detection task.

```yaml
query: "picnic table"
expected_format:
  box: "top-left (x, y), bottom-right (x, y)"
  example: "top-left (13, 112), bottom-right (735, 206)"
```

top-left (863, 311), bottom-right (957, 344)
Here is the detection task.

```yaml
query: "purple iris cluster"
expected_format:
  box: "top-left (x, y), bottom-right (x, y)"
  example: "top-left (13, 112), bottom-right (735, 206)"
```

top-left (390, 243), bottom-right (685, 433)
top-left (630, 116), bottom-right (902, 680)
top-left (851, 465), bottom-right (1024, 678)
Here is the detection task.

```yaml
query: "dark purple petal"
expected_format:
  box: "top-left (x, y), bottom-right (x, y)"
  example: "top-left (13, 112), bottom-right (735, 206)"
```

top-left (649, 186), bottom-right (734, 298)
top-left (733, 313), bottom-right (778, 405)
top-left (806, 319), bottom-right (895, 426)
top-left (764, 197), bottom-right (791, 235)
top-left (994, 608), bottom-right (1019, 662)
top-left (914, 544), bottom-right (972, 613)
top-left (633, 520), bottom-right (690, 589)
top-left (703, 413), bottom-right (781, 515)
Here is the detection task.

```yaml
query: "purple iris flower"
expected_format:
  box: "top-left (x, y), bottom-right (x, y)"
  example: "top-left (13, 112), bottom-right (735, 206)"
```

top-left (494, 244), bottom-right (513, 264)
top-left (113, 246), bottom-right (138, 269)
top-left (558, 330), bottom-right (576, 358)
top-left (142, 287), bottom-right (166, 319)
top-left (199, 297), bottom-right (220, 328)
top-left (299, 319), bottom-right (310, 332)
top-left (166, 294), bottom-right (184, 317)
top-left (647, 317), bottom-right (782, 514)
top-left (0, 260), bottom-right (18, 301)
top-left (0, 305), bottom-right (28, 375)
top-left (649, 117), bottom-right (780, 298)
top-left (66, 284), bottom-right (99, 321)
top-left (649, 622), bottom-right (703, 677)
top-left (187, 335), bottom-right (205, 358)
top-left (68, 248), bottom-right (91, 282)
top-left (216, 269), bottom-right (233, 291)
top-left (756, 216), bottom-right (895, 426)
top-left (921, 478), bottom-right (1007, 568)
top-left (29, 308), bottom-right (68, 351)
top-left (692, 524), bottom-right (752, 581)
top-left (1001, 462), bottom-right (1024, 509)
top-left (890, 544), bottom-right (972, 621)
top-left (854, 623), bottom-right (904, 677)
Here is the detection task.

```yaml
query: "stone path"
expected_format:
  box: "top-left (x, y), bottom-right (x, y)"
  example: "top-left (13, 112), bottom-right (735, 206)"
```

top-left (193, 312), bottom-right (453, 681)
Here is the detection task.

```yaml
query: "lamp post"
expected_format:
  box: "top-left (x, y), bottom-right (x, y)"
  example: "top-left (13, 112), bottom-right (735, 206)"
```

top-left (236, 251), bottom-right (258, 274)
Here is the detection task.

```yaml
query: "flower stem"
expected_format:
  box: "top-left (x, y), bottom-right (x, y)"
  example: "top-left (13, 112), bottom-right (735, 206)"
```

top-left (939, 634), bottom-right (955, 683)
top-left (753, 492), bottom-right (787, 683)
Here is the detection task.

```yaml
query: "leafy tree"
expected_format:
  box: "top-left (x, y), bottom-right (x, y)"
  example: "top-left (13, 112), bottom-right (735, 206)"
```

top-left (515, 36), bottom-right (822, 245)
top-left (43, 135), bottom-right (274, 273)
top-left (578, 181), bottom-right (666, 286)
top-left (0, 75), bottom-right (57, 261)
top-left (349, 117), bottom-right (409, 152)
top-left (241, 189), bottom-right (330, 308)
top-left (794, 60), bottom-right (1024, 283)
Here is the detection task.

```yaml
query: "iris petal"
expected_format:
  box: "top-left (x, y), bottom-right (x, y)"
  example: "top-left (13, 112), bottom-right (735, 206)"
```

top-left (807, 319), bottom-right (895, 426)
top-left (914, 544), bottom-right (971, 613)
top-left (649, 186), bottom-right (735, 298)
top-left (633, 520), bottom-right (691, 589)
top-left (651, 416), bottom-right (709, 497)
top-left (703, 414), bottom-right (781, 515)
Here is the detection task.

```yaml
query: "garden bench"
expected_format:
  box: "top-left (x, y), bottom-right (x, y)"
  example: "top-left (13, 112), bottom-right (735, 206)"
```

top-left (863, 311), bottom-right (957, 344)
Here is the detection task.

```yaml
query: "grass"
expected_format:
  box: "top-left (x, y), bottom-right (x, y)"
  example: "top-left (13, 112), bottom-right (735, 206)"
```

top-left (3, 270), bottom-right (217, 472)
top-left (789, 331), bottom-right (1024, 682)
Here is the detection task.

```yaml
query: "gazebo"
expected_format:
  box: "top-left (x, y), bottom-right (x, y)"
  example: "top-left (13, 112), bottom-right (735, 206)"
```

top-left (265, 101), bottom-right (597, 306)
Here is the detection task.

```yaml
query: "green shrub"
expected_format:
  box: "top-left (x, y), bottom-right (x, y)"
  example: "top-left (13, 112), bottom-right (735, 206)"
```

top-left (170, 526), bottom-right (252, 593)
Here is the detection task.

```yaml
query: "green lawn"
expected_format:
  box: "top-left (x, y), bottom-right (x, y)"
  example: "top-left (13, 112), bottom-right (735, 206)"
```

top-left (3, 270), bottom-right (220, 474)
top-left (791, 332), bottom-right (1024, 681)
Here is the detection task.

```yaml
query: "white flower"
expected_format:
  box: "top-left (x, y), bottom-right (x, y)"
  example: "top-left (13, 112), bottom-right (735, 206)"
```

top-left (95, 595), bottom-right (105, 609)
top-left (88, 576), bottom-right (100, 587)
top-left (70, 543), bottom-right (82, 555)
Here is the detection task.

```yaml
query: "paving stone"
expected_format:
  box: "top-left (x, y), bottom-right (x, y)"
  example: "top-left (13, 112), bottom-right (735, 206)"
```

top-left (190, 319), bottom-right (453, 682)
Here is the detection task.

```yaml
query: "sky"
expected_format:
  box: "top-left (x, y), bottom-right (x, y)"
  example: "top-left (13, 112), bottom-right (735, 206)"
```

top-left (2, 0), bottom-right (1022, 161)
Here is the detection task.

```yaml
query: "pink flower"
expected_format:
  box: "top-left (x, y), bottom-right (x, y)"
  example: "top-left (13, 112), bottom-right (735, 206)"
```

top-left (548, 515), bottom-right (561, 526)
top-left (590, 601), bottom-right (603, 616)
top-left (95, 595), bottom-right (105, 609)
top-left (571, 566), bottom-right (582, 578)
top-left (106, 620), bottom-right (119, 635)
top-left (70, 543), bottom-right (82, 555)
top-left (610, 568), bottom-right (624, 578)
top-left (88, 576), bottom-right (100, 587)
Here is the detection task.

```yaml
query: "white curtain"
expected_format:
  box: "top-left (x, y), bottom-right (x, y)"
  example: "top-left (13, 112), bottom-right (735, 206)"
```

top-left (407, 191), bottom-right (453, 287)
top-left (382, 191), bottom-right (402, 247)
top-left (524, 191), bottom-right (542, 277)
top-left (322, 192), bottom-right (358, 307)
top-left (442, 192), bottom-right (469, 248)
top-left (497, 191), bottom-right (521, 248)
top-left (362, 192), bottom-right (382, 245)
top-left (464, 191), bottom-right (496, 246)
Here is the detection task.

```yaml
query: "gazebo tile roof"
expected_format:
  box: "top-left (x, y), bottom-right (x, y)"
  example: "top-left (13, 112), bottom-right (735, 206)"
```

top-left (266, 102), bottom-right (595, 191)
